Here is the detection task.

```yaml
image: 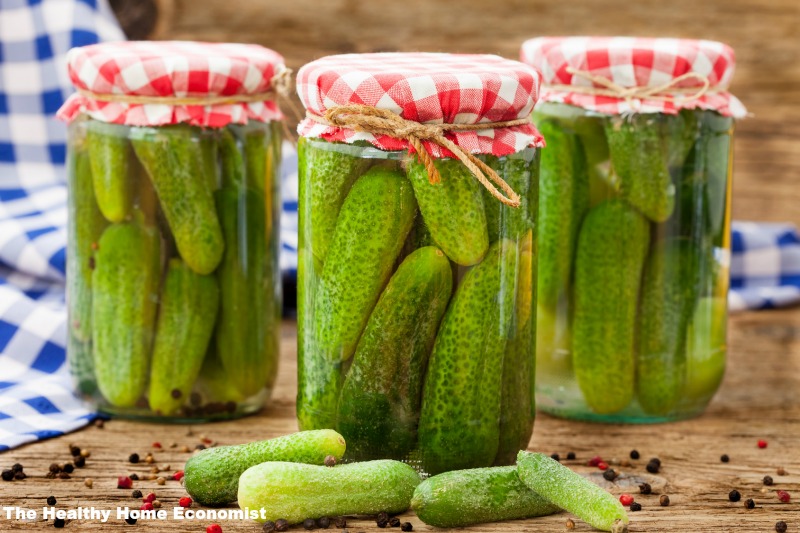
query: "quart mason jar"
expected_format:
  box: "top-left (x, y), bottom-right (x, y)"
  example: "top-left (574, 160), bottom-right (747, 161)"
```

top-left (522, 37), bottom-right (747, 423)
top-left (295, 53), bottom-right (544, 474)
top-left (59, 42), bottom-right (285, 421)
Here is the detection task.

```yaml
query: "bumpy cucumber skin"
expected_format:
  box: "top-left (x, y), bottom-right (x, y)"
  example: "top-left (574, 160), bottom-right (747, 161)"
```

top-left (605, 114), bottom-right (675, 222)
top-left (418, 240), bottom-right (517, 475)
top-left (219, 128), bottom-right (246, 188)
top-left (131, 125), bottom-right (224, 275)
top-left (92, 222), bottom-right (160, 407)
top-left (86, 124), bottom-right (133, 223)
top-left (148, 259), bottom-right (220, 415)
top-left (517, 452), bottom-right (628, 532)
top-left (411, 466), bottom-right (559, 527)
top-left (684, 296), bottom-right (727, 403)
top-left (337, 246), bottom-right (452, 460)
top-left (196, 352), bottom-right (246, 404)
top-left (238, 460), bottom-right (420, 523)
top-left (312, 167), bottom-right (417, 364)
top-left (299, 138), bottom-right (371, 262)
top-left (216, 187), bottom-right (279, 399)
top-left (185, 429), bottom-right (346, 507)
top-left (662, 109), bottom-right (699, 171)
top-left (536, 120), bottom-right (589, 310)
top-left (406, 157), bottom-right (489, 265)
top-left (495, 231), bottom-right (536, 465)
top-left (484, 155), bottom-right (536, 242)
top-left (572, 199), bottom-right (650, 414)
top-left (637, 238), bottom-right (700, 415)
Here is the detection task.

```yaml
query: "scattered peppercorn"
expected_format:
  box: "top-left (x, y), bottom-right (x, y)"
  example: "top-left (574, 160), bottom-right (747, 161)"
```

top-left (377, 512), bottom-right (389, 522)
top-left (54, 517), bottom-right (66, 528)
top-left (131, 490), bottom-right (142, 499)
top-left (764, 475), bottom-right (774, 486)
top-left (303, 518), bottom-right (316, 530)
top-left (660, 495), bottom-right (670, 507)
top-left (630, 450), bottom-right (640, 460)
top-left (11, 463), bottom-right (23, 473)
top-left (275, 519), bottom-right (289, 532)
top-left (206, 525), bottom-right (223, 533)
top-left (1, 470), bottom-right (13, 481)
top-left (49, 463), bottom-right (61, 474)
top-left (80, 449), bottom-right (90, 458)
top-left (778, 467), bottom-right (788, 476)
top-left (125, 517), bottom-right (136, 525)
top-left (47, 496), bottom-right (56, 506)
top-left (324, 455), bottom-right (336, 467)
top-left (565, 518), bottom-right (575, 529)
top-left (745, 498), bottom-right (756, 509)
top-left (84, 478), bottom-right (93, 488)
top-left (567, 452), bottom-right (576, 460)
top-left (73, 456), bottom-right (86, 468)
top-left (145, 455), bottom-right (155, 465)
top-left (598, 461), bottom-right (609, 471)
top-left (400, 523), bottom-right (413, 532)
top-left (173, 470), bottom-right (185, 481)
top-left (129, 473), bottom-right (139, 481)
top-left (16, 471), bottom-right (27, 480)
top-left (630, 502), bottom-right (642, 512)
top-left (777, 490), bottom-right (791, 503)
top-left (588, 456), bottom-right (603, 467)
top-left (181, 446), bottom-right (191, 453)
top-left (144, 492), bottom-right (156, 504)
top-left (70, 446), bottom-right (81, 457)
top-left (58, 472), bottom-right (70, 479)
top-left (152, 442), bottom-right (162, 449)
top-left (603, 469), bottom-right (618, 481)
top-left (129, 453), bottom-right (140, 464)
top-left (94, 419), bottom-right (105, 429)
top-left (646, 460), bottom-right (660, 474)
top-left (377, 518), bottom-right (389, 528)
top-left (639, 483), bottom-right (652, 495)
top-left (63, 463), bottom-right (74, 474)
top-left (156, 477), bottom-right (166, 486)
top-left (140, 502), bottom-right (154, 511)
top-left (729, 490), bottom-right (741, 502)
top-left (334, 518), bottom-right (347, 528)
top-left (776, 521), bottom-right (788, 533)
top-left (619, 494), bottom-right (634, 506)
top-left (152, 500), bottom-right (162, 509)
top-left (317, 516), bottom-right (330, 529)
top-left (650, 457), bottom-right (661, 466)
top-left (389, 517), bottom-right (400, 527)
top-left (262, 521), bottom-right (276, 532)
top-left (179, 497), bottom-right (192, 508)
top-left (117, 476), bottom-right (133, 489)
top-left (721, 454), bottom-right (730, 463)
top-left (551, 453), bottom-right (560, 461)
top-left (195, 444), bottom-right (206, 451)
top-left (758, 439), bottom-right (768, 449)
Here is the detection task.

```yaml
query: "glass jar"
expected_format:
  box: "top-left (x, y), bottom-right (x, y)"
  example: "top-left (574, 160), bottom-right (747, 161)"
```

top-left (295, 53), bottom-right (544, 474)
top-left (60, 42), bottom-right (285, 421)
top-left (522, 37), bottom-right (745, 423)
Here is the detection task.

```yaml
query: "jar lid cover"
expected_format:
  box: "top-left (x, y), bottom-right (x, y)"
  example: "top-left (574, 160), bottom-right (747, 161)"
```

top-left (296, 53), bottom-right (545, 158)
top-left (57, 41), bottom-right (287, 127)
top-left (520, 37), bottom-right (747, 117)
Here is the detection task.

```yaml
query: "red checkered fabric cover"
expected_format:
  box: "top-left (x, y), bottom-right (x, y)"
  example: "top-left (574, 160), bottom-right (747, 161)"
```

top-left (296, 53), bottom-right (544, 158)
top-left (57, 41), bottom-right (286, 127)
top-left (520, 37), bottom-right (747, 117)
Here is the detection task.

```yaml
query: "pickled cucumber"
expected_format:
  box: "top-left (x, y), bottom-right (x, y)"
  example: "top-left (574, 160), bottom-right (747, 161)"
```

top-left (418, 239), bottom-right (517, 474)
top-left (312, 167), bottom-right (416, 364)
top-left (605, 114), bottom-right (675, 222)
top-left (148, 259), bottom-right (220, 416)
top-left (216, 187), bottom-right (278, 399)
top-left (411, 466), bottom-right (559, 527)
top-left (337, 246), bottom-right (452, 460)
top-left (662, 109), bottom-right (699, 171)
top-left (238, 460), bottom-right (420, 524)
top-left (185, 429), bottom-right (346, 507)
top-left (484, 154), bottom-right (535, 242)
top-left (684, 296), bottom-right (727, 403)
top-left (131, 125), bottom-right (224, 275)
top-left (406, 157), bottom-right (489, 265)
top-left (92, 221), bottom-right (160, 407)
top-left (86, 123), bottom-right (133, 223)
top-left (572, 199), bottom-right (650, 414)
top-left (637, 238), bottom-right (700, 415)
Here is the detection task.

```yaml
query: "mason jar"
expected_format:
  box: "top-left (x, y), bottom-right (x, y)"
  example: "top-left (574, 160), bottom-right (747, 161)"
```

top-left (295, 53), bottom-right (543, 474)
top-left (521, 37), bottom-right (747, 423)
top-left (59, 42), bottom-right (285, 421)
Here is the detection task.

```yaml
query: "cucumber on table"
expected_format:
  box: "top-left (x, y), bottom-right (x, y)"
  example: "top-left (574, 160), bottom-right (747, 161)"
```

top-left (418, 239), bottom-right (517, 474)
top-left (572, 199), bottom-right (650, 415)
top-left (412, 466), bottom-right (559, 528)
top-left (148, 259), bottom-right (220, 416)
top-left (337, 246), bottom-right (452, 460)
top-left (86, 122), bottom-right (134, 223)
top-left (184, 429), bottom-right (346, 507)
top-left (238, 460), bottom-right (420, 524)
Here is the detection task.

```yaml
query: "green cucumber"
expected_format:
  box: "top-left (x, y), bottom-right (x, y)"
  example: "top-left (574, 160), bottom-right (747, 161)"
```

top-left (484, 154), bottom-right (535, 242)
top-left (238, 460), bottom-right (420, 524)
top-left (536, 120), bottom-right (589, 310)
top-left (195, 352), bottom-right (246, 404)
top-left (605, 114), bottom-right (675, 222)
top-left (406, 157), bottom-right (489, 265)
top-left (184, 429), bottom-right (346, 507)
top-left (637, 238), bottom-right (701, 415)
top-left (337, 246), bottom-right (452, 460)
top-left (517, 451), bottom-right (628, 532)
top-left (92, 221), bottom-right (161, 407)
top-left (68, 333), bottom-right (97, 396)
top-left (572, 199), bottom-right (650, 414)
top-left (662, 109), bottom-right (699, 171)
top-left (86, 122), bottom-right (133, 222)
top-left (219, 128), bottom-right (246, 189)
top-left (148, 259), bottom-right (220, 416)
top-left (684, 296), bottom-right (727, 403)
top-left (411, 466), bottom-right (559, 527)
top-left (215, 187), bottom-right (279, 398)
top-left (312, 167), bottom-right (416, 364)
top-left (131, 125), bottom-right (224, 275)
top-left (298, 138), bottom-right (371, 262)
top-left (418, 239), bottom-right (517, 474)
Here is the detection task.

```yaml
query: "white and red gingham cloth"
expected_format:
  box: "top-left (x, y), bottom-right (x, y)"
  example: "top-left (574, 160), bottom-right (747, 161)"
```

top-left (57, 41), bottom-right (286, 127)
top-left (520, 37), bottom-right (747, 117)
top-left (296, 53), bottom-right (545, 158)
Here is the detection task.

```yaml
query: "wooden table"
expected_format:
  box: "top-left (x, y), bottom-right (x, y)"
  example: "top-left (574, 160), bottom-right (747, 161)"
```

top-left (2, 311), bottom-right (799, 532)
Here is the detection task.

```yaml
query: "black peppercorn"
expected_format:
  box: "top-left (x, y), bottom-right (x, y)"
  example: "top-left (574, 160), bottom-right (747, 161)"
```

top-left (58, 472), bottom-right (70, 479)
top-left (400, 523), bottom-right (413, 532)
top-left (776, 521), bottom-right (788, 533)
top-left (745, 498), bottom-right (755, 509)
top-left (630, 502), bottom-right (642, 512)
top-left (11, 463), bottom-right (23, 473)
top-left (334, 517), bottom-right (346, 528)
top-left (275, 519), bottom-right (289, 532)
top-left (129, 473), bottom-right (139, 481)
top-left (389, 517), bottom-right (401, 527)
top-left (171, 389), bottom-right (182, 399)
top-left (2, 470), bottom-right (13, 481)
top-left (63, 463), bottom-right (74, 474)
top-left (729, 490), bottom-right (741, 502)
top-left (324, 455), bottom-right (336, 467)
top-left (54, 517), bottom-right (65, 528)
top-left (317, 516), bottom-right (330, 529)
top-left (649, 457), bottom-right (661, 466)
top-left (73, 456), bottom-right (86, 468)
top-left (303, 518), bottom-right (316, 530)
top-left (195, 444), bottom-right (206, 451)
top-left (551, 453), bottom-right (560, 461)
top-left (132, 490), bottom-right (143, 499)
top-left (660, 495), bottom-right (670, 507)
top-left (129, 453), bottom-right (140, 464)
top-left (721, 454), bottom-right (730, 463)
top-left (14, 471), bottom-right (26, 480)
top-left (49, 463), bottom-right (61, 474)
top-left (639, 483), bottom-right (652, 495)
top-left (125, 517), bottom-right (137, 525)
top-left (603, 469), bottom-right (617, 481)
top-left (377, 512), bottom-right (389, 523)
top-left (377, 518), bottom-right (389, 528)
top-left (70, 445), bottom-right (81, 456)
top-left (47, 496), bottom-right (57, 506)
top-left (262, 521), bottom-right (276, 532)
top-left (566, 452), bottom-right (576, 460)
top-left (630, 450), bottom-right (640, 460)
top-left (646, 460), bottom-right (660, 474)
top-left (764, 475), bottom-right (774, 486)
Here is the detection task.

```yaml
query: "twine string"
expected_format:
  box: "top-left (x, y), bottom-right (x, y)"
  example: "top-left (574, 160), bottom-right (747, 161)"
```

top-left (308, 104), bottom-right (531, 207)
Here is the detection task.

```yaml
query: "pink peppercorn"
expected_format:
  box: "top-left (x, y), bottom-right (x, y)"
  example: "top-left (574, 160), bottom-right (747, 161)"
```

top-left (173, 470), bottom-right (184, 481)
top-left (117, 476), bottom-right (132, 489)
top-left (598, 461), bottom-right (609, 471)
top-left (152, 442), bottom-right (162, 449)
top-left (207, 525), bottom-right (222, 533)
top-left (620, 494), bottom-right (635, 506)
top-left (143, 492), bottom-right (156, 504)
top-left (587, 456), bottom-right (603, 467)
top-left (777, 490), bottom-right (791, 503)
top-left (179, 496), bottom-right (192, 508)
top-left (140, 502), bottom-right (154, 511)
top-left (758, 439), bottom-right (768, 449)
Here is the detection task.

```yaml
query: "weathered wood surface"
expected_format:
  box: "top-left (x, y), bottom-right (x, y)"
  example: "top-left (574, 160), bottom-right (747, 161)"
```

top-left (2, 312), bottom-right (800, 531)
top-left (130, 0), bottom-right (800, 226)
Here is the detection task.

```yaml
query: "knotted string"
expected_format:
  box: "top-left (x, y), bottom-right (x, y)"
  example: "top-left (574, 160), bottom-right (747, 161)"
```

top-left (307, 104), bottom-right (533, 207)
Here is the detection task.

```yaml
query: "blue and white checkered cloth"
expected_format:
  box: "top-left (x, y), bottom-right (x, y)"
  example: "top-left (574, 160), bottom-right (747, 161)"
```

top-left (0, 1), bottom-right (799, 451)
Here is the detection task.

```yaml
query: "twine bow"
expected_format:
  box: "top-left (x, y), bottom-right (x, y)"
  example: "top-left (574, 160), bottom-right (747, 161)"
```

top-left (308, 104), bottom-right (533, 207)
top-left (548, 66), bottom-right (717, 105)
